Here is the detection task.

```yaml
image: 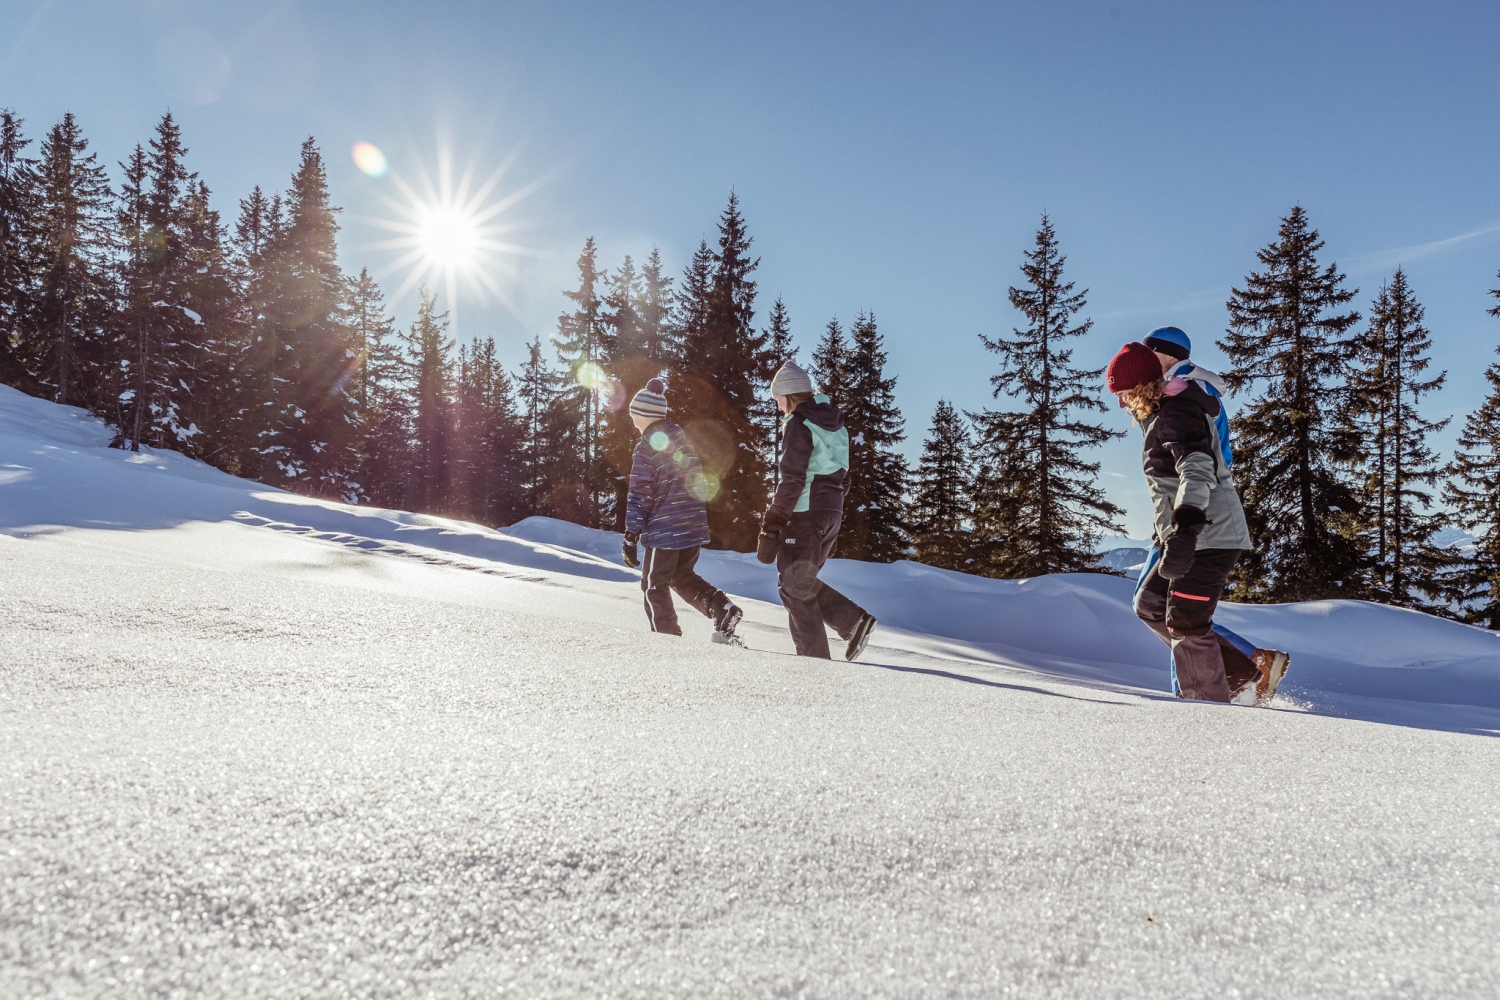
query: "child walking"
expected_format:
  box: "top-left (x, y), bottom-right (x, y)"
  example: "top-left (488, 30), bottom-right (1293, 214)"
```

top-left (622, 379), bottom-right (744, 643)
top-left (757, 361), bottom-right (877, 660)
top-left (1138, 326), bottom-right (1291, 701)
top-left (1106, 340), bottom-right (1287, 704)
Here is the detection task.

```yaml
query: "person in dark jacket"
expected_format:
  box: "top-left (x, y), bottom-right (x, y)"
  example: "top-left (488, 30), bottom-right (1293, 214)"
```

top-left (1139, 326), bottom-right (1291, 701)
top-left (1106, 341), bottom-right (1273, 703)
top-left (758, 360), bottom-right (876, 660)
top-left (622, 379), bottom-right (744, 643)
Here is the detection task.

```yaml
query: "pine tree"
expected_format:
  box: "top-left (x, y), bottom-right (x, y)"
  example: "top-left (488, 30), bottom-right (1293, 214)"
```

top-left (762, 295), bottom-right (796, 486)
top-left (601, 254), bottom-right (650, 526)
top-left (117, 114), bottom-right (206, 453)
top-left (454, 336), bottom-right (523, 526)
top-left (405, 288), bottom-right (453, 513)
top-left (672, 240), bottom-right (714, 382)
top-left (1219, 205), bottom-right (1363, 601)
top-left (1346, 269), bottom-right (1452, 609)
top-left (26, 113), bottom-right (113, 409)
top-left (348, 267), bottom-right (413, 507)
top-left (515, 335), bottom-right (568, 519)
top-left (838, 311), bottom-right (908, 562)
top-left (636, 246), bottom-right (676, 367)
top-left (674, 193), bottom-right (770, 550)
top-left (810, 317), bottom-right (850, 403)
top-left (911, 399), bottom-right (974, 572)
top-left (252, 139), bottom-right (359, 497)
top-left (0, 109), bottom-right (38, 389)
top-left (552, 238), bottom-right (607, 526)
top-left (231, 184), bottom-right (285, 477)
top-left (969, 214), bottom-right (1123, 577)
top-left (1444, 276), bottom-right (1500, 629)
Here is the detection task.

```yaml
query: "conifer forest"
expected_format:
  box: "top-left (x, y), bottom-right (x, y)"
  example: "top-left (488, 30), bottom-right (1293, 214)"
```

top-left (3, 108), bottom-right (1500, 625)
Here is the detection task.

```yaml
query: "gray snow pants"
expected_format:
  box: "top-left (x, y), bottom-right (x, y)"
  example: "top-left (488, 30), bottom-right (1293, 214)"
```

top-left (1134, 547), bottom-right (1243, 702)
top-left (641, 545), bottom-right (731, 636)
top-left (776, 509), bottom-right (867, 659)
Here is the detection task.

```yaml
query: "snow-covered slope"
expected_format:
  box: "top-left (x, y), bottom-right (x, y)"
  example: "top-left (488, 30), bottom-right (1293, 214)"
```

top-left (5, 384), bottom-right (1500, 998)
top-left (5, 384), bottom-right (1496, 734)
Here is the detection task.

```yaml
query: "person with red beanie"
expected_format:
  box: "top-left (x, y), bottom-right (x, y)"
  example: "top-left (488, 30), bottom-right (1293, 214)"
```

top-left (1106, 340), bottom-right (1285, 704)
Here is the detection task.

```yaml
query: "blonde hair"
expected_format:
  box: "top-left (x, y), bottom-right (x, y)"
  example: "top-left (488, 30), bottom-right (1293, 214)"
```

top-left (1119, 378), bottom-right (1165, 422)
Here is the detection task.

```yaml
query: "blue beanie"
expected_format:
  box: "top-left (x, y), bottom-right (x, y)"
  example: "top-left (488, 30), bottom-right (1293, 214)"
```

top-left (1144, 326), bottom-right (1191, 361)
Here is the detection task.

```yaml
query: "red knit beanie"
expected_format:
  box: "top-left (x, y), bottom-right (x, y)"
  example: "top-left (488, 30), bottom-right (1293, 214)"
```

top-left (1105, 342), bottom-right (1162, 402)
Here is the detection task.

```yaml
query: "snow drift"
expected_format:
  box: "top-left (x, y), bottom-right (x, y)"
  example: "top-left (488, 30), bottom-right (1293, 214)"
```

top-left (2, 383), bottom-right (1497, 735)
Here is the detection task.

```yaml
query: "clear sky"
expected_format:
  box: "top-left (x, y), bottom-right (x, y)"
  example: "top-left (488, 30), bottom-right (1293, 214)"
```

top-left (4, 0), bottom-right (1499, 537)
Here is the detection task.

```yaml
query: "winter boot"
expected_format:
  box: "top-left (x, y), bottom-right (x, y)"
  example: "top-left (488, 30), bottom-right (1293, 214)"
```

top-left (1251, 648), bottom-right (1291, 705)
top-left (713, 602), bottom-right (745, 647)
top-left (844, 612), bottom-right (877, 662)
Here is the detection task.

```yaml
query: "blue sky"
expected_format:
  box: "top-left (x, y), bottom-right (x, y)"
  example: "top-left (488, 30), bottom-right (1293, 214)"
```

top-left (4, 0), bottom-right (1499, 536)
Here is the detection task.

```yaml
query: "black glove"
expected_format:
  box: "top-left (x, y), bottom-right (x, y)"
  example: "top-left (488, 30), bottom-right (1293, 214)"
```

top-left (756, 508), bottom-right (789, 565)
top-left (1158, 506), bottom-right (1208, 580)
top-left (622, 531), bottom-right (640, 570)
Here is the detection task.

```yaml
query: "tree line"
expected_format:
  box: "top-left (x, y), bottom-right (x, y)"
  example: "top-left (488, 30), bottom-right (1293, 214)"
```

top-left (2, 109), bottom-right (1499, 626)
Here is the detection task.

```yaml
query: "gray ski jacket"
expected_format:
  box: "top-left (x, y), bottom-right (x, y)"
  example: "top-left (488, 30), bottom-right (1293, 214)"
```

top-left (1140, 376), bottom-right (1252, 551)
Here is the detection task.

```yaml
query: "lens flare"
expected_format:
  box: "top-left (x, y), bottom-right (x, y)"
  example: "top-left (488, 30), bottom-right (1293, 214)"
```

top-left (575, 361), bottom-right (606, 390)
top-left (352, 141), bottom-right (388, 178)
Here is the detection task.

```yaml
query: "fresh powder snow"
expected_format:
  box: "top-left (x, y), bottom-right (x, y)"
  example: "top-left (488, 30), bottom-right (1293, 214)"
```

top-left (3, 383), bottom-right (1498, 998)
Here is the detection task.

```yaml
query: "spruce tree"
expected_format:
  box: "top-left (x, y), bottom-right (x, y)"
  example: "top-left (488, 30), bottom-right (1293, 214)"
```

top-left (27, 113), bottom-right (113, 409)
top-left (911, 399), bottom-right (974, 571)
top-left (349, 267), bottom-right (413, 507)
top-left (405, 288), bottom-right (453, 513)
top-left (601, 254), bottom-right (649, 526)
top-left (762, 295), bottom-right (796, 486)
top-left (253, 139), bottom-right (359, 498)
top-left (1219, 205), bottom-right (1363, 601)
top-left (838, 311), bottom-right (908, 562)
top-left (810, 317), bottom-right (850, 403)
top-left (0, 109), bottom-right (37, 389)
top-left (515, 335), bottom-right (568, 519)
top-left (552, 238), bottom-right (607, 526)
top-left (636, 246), bottom-right (676, 367)
top-left (674, 193), bottom-right (771, 550)
top-left (1444, 276), bottom-right (1500, 628)
top-left (455, 336), bottom-right (523, 526)
top-left (1346, 269), bottom-right (1452, 609)
top-left (969, 214), bottom-right (1123, 577)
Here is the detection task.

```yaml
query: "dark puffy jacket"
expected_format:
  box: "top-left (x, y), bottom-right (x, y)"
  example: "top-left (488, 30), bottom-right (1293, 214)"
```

top-left (625, 419), bottom-right (712, 550)
top-left (1140, 378), bottom-right (1251, 551)
top-left (771, 394), bottom-right (851, 515)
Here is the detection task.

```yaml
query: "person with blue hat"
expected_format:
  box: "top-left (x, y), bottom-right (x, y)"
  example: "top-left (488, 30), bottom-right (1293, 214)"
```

top-left (1132, 328), bottom-right (1290, 704)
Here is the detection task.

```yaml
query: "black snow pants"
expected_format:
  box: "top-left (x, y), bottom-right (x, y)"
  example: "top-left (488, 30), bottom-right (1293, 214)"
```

top-left (1133, 547), bottom-right (1251, 702)
top-left (640, 545), bottom-right (732, 636)
top-left (775, 510), bottom-right (867, 659)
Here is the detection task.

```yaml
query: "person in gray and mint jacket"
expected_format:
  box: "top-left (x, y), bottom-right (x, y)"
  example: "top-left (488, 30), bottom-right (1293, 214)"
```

top-left (622, 379), bottom-right (744, 643)
top-left (1106, 340), bottom-right (1262, 703)
top-left (757, 360), bottom-right (876, 661)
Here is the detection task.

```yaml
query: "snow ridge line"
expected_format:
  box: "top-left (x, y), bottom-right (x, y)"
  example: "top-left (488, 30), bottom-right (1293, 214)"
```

top-left (231, 512), bottom-right (564, 587)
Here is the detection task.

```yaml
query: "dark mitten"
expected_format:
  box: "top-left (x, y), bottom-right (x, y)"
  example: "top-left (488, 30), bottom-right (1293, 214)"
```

top-left (762, 506), bottom-right (790, 536)
top-left (622, 531), bottom-right (640, 570)
top-left (756, 531), bottom-right (779, 564)
top-left (1159, 507), bottom-right (1207, 579)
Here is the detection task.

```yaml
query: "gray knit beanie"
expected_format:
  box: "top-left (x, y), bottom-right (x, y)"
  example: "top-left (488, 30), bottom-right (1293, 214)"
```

top-left (769, 360), bottom-right (815, 397)
top-left (629, 378), bottom-right (669, 420)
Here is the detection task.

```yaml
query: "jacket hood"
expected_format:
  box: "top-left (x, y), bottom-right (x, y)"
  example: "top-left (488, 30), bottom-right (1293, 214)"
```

top-left (1162, 377), bottom-right (1221, 420)
top-left (791, 393), bottom-right (844, 432)
top-left (1165, 361), bottom-right (1229, 397)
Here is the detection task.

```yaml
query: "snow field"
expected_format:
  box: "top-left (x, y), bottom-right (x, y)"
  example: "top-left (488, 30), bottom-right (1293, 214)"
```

top-left (3, 384), bottom-right (1500, 997)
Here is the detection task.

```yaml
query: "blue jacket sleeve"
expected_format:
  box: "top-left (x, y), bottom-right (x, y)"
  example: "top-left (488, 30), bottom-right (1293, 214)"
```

top-left (624, 440), bottom-right (657, 535)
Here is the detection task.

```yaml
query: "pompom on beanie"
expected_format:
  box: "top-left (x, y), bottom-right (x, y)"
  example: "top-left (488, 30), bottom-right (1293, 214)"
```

top-left (1105, 342), bottom-right (1163, 404)
top-left (769, 360), bottom-right (815, 397)
top-left (1143, 326), bottom-right (1191, 362)
top-left (629, 378), bottom-right (669, 421)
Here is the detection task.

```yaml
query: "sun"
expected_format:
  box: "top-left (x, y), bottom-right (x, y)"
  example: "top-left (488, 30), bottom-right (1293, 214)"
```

top-left (417, 207), bottom-right (480, 267)
top-left (356, 141), bottom-right (546, 335)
